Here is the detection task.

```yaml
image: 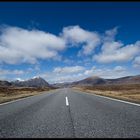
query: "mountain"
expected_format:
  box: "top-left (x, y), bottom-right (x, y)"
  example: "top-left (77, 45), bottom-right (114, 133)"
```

top-left (52, 76), bottom-right (107, 88)
top-left (12, 77), bottom-right (50, 87)
top-left (0, 80), bottom-right (12, 87)
top-left (69, 75), bottom-right (140, 87)
top-left (1, 75), bottom-right (140, 88)
top-left (106, 75), bottom-right (140, 85)
top-left (71, 76), bottom-right (107, 86)
top-left (52, 82), bottom-right (72, 88)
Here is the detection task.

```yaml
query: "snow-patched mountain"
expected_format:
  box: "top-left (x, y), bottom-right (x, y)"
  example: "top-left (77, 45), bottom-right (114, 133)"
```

top-left (0, 80), bottom-right (12, 87)
top-left (12, 77), bottom-right (50, 87)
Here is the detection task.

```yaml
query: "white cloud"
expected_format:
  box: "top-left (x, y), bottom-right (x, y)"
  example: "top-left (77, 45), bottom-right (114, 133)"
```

top-left (62, 25), bottom-right (100, 55)
top-left (38, 65), bottom-right (132, 84)
top-left (94, 41), bottom-right (140, 63)
top-left (53, 66), bottom-right (85, 74)
top-left (48, 74), bottom-right (83, 83)
top-left (16, 78), bottom-right (25, 81)
top-left (133, 56), bottom-right (140, 67)
top-left (101, 41), bottom-right (123, 53)
top-left (0, 67), bottom-right (39, 81)
top-left (1, 25), bottom-right (140, 82)
top-left (84, 66), bottom-right (96, 75)
top-left (0, 69), bottom-right (24, 75)
top-left (0, 26), bottom-right (66, 64)
top-left (114, 66), bottom-right (126, 72)
top-left (104, 27), bottom-right (118, 42)
top-left (83, 66), bottom-right (130, 79)
top-left (1, 25), bottom-right (140, 66)
top-left (93, 27), bottom-right (140, 63)
top-left (0, 68), bottom-right (26, 80)
top-left (37, 65), bottom-right (85, 83)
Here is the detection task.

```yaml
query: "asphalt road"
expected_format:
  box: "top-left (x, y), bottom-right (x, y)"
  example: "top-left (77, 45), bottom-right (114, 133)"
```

top-left (0, 88), bottom-right (140, 138)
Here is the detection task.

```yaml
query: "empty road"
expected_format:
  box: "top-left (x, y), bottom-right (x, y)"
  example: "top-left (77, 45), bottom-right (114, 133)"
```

top-left (0, 88), bottom-right (140, 138)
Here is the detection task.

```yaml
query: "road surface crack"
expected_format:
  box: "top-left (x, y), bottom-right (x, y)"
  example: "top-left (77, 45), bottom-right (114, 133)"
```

top-left (67, 105), bottom-right (76, 138)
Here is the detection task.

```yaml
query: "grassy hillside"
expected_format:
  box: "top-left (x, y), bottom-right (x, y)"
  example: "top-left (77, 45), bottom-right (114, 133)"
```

top-left (74, 84), bottom-right (140, 104)
top-left (0, 86), bottom-right (55, 104)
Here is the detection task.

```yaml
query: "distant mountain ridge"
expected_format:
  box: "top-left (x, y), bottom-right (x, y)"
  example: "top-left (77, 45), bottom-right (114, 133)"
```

top-left (106, 75), bottom-right (140, 85)
top-left (0, 80), bottom-right (12, 87)
top-left (52, 75), bottom-right (140, 88)
top-left (12, 77), bottom-right (50, 87)
top-left (71, 75), bottom-right (140, 87)
top-left (0, 75), bottom-right (140, 87)
top-left (0, 77), bottom-right (50, 88)
top-left (72, 76), bottom-right (107, 86)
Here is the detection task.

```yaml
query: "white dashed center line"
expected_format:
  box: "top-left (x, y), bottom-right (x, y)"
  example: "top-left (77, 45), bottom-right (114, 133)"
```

top-left (65, 96), bottom-right (69, 106)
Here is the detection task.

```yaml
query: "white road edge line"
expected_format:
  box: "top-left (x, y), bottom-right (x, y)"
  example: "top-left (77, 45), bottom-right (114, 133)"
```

top-left (65, 96), bottom-right (69, 106)
top-left (0, 96), bottom-right (34, 106)
top-left (0, 90), bottom-right (54, 106)
top-left (76, 90), bottom-right (140, 107)
top-left (93, 94), bottom-right (140, 107)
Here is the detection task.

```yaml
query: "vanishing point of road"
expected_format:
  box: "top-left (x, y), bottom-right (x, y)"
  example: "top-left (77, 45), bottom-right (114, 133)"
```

top-left (0, 88), bottom-right (140, 138)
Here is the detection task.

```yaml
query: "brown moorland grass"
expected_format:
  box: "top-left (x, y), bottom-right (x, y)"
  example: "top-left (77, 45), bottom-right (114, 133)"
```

top-left (73, 84), bottom-right (140, 104)
top-left (0, 86), bottom-right (55, 104)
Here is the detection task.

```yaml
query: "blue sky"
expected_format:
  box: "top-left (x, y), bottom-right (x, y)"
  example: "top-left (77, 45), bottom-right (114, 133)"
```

top-left (0, 2), bottom-right (140, 83)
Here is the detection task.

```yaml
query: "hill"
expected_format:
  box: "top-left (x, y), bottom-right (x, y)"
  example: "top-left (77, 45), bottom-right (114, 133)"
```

top-left (12, 77), bottom-right (50, 87)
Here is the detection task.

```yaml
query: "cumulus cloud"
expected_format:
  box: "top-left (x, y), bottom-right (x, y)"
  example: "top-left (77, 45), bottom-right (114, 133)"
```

top-left (114, 66), bottom-right (126, 72)
top-left (93, 27), bottom-right (140, 63)
top-left (0, 26), bottom-right (66, 64)
top-left (38, 65), bottom-right (131, 83)
top-left (83, 66), bottom-right (130, 79)
top-left (83, 66), bottom-right (96, 75)
top-left (37, 66), bottom-right (84, 83)
top-left (1, 25), bottom-right (140, 82)
top-left (104, 27), bottom-right (118, 42)
top-left (0, 69), bottom-right (24, 75)
top-left (47, 74), bottom-right (84, 83)
top-left (38, 65), bottom-right (85, 83)
top-left (94, 41), bottom-right (140, 63)
top-left (133, 56), bottom-right (140, 67)
top-left (0, 68), bottom-right (25, 80)
top-left (53, 66), bottom-right (85, 74)
top-left (62, 25), bottom-right (101, 55)
top-left (1, 25), bottom-right (140, 66)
